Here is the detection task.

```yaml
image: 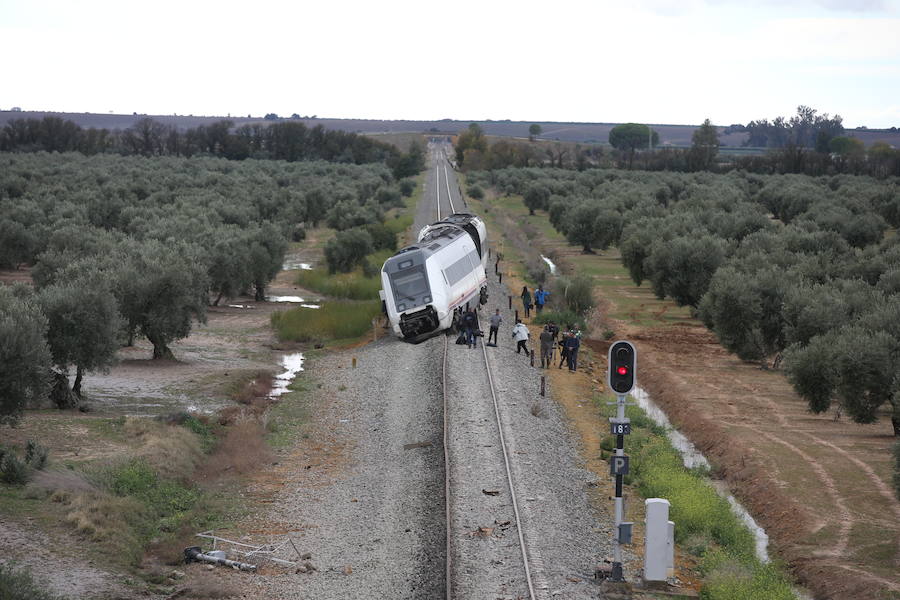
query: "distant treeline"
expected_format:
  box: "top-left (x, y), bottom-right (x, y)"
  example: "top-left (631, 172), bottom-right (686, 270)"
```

top-left (454, 108), bottom-right (900, 179)
top-left (0, 116), bottom-right (425, 175)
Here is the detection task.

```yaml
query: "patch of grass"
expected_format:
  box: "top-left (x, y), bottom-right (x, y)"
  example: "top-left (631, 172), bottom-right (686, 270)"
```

top-left (265, 379), bottom-right (312, 448)
top-left (0, 562), bottom-right (68, 600)
top-left (296, 268), bottom-right (381, 300)
top-left (84, 416), bottom-right (127, 441)
top-left (271, 300), bottom-right (382, 343)
top-left (699, 549), bottom-right (795, 600)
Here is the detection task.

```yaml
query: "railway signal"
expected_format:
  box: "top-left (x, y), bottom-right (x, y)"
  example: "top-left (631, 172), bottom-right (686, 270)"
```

top-left (605, 340), bottom-right (637, 583)
top-left (608, 341), bottom-right (636, 395)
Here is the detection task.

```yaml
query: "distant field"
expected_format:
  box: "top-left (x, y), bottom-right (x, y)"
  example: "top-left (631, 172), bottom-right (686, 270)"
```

top-left (6, 110), bottom-right (899, 148)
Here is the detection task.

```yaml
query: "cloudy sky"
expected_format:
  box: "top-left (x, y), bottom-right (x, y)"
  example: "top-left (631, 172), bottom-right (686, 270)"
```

top-left (2, 0), bottom-right (899, 127)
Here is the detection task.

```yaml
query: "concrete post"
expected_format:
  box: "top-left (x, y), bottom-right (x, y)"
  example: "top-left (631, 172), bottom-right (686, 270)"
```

top-left (644, 498), bottom-right (670, 582)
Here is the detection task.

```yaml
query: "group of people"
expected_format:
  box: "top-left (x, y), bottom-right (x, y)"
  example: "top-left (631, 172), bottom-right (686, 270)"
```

top-left (520, 285), bottom-right (550, 318)
top-left (535, 322), bottom-right (581, 371)
top-left (455, 299), bottom-right (581, 372)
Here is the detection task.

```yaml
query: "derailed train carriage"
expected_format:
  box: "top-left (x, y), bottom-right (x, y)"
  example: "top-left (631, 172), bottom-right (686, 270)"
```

top-left (380, 213), bottom-right (488, 341)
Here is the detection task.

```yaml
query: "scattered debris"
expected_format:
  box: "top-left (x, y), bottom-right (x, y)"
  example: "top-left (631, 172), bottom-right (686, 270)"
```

top-left (471, 527), bottom-right (494, 538)
top-left (343, 565), bottom-right (353, 575)
top-left (482, 489), bottom-right (500, 496)
top-left (169, 570), bottom-right (186, 580)
top-left (184, 546), bottom-right (257, 571)
top-left (192, 531), bottom-right (299, 569)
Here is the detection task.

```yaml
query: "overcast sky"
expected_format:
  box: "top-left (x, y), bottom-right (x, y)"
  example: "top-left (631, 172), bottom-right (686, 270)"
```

top-left (2, 0), bottom-right (899, 128)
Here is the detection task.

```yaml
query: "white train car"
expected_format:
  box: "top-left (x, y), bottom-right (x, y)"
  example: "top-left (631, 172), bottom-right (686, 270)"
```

top-left (380, 213), bottom-right (488, 341)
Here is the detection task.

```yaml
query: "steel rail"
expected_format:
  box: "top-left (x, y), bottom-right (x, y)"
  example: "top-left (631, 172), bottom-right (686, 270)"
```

top-left (477, 322), bottom-right (538, 600)
top-left (441, 334), bottom-right (453, 600)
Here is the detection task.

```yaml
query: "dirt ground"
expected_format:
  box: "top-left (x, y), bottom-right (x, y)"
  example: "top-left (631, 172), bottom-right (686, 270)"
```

top-left (0, 244), bottom-right (323, 599)
top-left (479, 191), bottom-right (900, 600)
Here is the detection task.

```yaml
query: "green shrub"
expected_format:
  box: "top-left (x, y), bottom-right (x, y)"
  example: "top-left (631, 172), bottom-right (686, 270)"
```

top-left (272, 300), bottom-right (382, 343)
top-left (468, 185), bottom-right (484, 200)
top-left (533, 310), bottom-right (586, 332)
top-left (552, 275), bottom-right (594, 314)
top-left (25, 440), bottom-right (48, 470)
top-left (0, 563), bottom-right (67, 600)
top-left (399, 178), bottom-right (416, 197)
top-left (365, 222), bottom-right (398, 252)
top-left (0, 453), bottom-right (29, 485)
top-left (291, 225), bottom-right (306, 242)
top-left (324, 228), bottom-right (374, 273)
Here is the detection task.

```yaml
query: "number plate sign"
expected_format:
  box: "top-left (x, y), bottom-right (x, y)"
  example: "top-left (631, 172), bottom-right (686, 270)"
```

top-left (610, 422), bottom-right (631, 435)
top-left (610, 455), bottom-right (630, 476)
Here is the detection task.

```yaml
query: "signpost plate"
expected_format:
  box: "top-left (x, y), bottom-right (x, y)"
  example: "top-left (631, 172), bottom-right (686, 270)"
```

top-left (610, 422), bottom-right (631, 435)
top-left (610, 455), bottom-right (630, 476)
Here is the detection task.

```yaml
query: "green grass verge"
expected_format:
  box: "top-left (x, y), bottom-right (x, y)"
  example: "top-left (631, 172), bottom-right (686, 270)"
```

top-left (296, 268), bottom-right (381, 300)
top-left (271, 300), bottom-right (382, 343)
top-left (266, 378), bottom-right (313, 448)
top-left (596, 396), bottom-right (796, 599)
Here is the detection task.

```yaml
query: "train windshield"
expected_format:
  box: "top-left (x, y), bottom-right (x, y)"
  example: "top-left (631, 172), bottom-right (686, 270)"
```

top-left (390, 268), bottom-right (429, 302)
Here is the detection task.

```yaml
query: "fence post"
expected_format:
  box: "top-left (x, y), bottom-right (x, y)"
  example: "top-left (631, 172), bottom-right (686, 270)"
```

top-left (508, 295), bottom-right (512, 310)
top-left (530, 349), bottom-right (535, 367)
top-left (540, 376), bottom-right (545, 397)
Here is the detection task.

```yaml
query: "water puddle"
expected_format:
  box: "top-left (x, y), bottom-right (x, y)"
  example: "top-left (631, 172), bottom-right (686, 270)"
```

top-left (541, 255), bottom-right (557, 275)
top-left (630, 387), bottom-right (770, 563)
top-left (270, 353), bottom-right (304, 398)
top-left (267, 295), bottom-right (305, 303)
top-left (282, 258), bottom-right (313, 271)
top-left (227, 304), bottom-right (255, 309)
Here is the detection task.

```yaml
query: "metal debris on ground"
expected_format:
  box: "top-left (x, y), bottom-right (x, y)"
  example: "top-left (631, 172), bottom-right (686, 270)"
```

top-left (191, 531), bottom-right (300, 570)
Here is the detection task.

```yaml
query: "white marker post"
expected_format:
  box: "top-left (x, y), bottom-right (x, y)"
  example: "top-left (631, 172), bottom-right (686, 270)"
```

top-left (607, 341), bottom-right (637, 582)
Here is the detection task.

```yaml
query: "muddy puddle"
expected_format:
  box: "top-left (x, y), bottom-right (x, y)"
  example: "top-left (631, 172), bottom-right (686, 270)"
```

top-left (630, 387), bottom-right (771, 563)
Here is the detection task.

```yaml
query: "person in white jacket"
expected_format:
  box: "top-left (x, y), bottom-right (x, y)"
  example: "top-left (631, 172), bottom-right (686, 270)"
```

top-left (511, 319), bottom-right (530, 356)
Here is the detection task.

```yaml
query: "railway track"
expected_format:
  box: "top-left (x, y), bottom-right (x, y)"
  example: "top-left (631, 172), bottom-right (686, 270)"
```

top-left (441, 329), bottom-right (542, 599)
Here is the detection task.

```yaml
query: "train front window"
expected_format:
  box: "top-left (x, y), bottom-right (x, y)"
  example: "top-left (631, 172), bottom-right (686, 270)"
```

top-left (390, 268), bottom-right (429, 303)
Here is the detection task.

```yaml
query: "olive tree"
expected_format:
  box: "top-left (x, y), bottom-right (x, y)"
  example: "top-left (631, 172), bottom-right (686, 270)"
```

top-left (117, 240), bottom-right (209, 360)
top-left (39, 271), bottom-right (122, 396)
top-left (325, 228), bottom-right (374, 274)
top-left (0, 286), bottom-right (51, 424)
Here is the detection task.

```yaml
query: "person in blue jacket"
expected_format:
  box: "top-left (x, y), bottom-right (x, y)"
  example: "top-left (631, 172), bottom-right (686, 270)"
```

top-left (534, 285), bottom-right (550, 314)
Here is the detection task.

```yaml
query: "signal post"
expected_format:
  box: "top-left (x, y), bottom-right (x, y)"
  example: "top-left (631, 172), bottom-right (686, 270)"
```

top-left (606, 341), bottom-right (636, 583)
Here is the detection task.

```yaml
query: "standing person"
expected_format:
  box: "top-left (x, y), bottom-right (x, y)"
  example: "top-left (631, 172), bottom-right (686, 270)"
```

top-left (463, 308), bottom-right (478, 349)
top-left (488, 308), bottom-right (502, 346)
top-left (520, 286), bottom-right (532, 318)
top-left (539, 325), bottom-right (554, 368)
top-left (511, 319), bottom-right (530, 356)
top-left (557, 332), bottom-right (570, 369)
top-left (534, 285), bottom-right (549, 314)
top-left (565, 329), bottom-right (581, 372)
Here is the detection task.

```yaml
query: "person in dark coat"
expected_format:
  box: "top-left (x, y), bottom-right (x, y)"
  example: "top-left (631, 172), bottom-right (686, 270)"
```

top-left (462, 308), bottom-right (478, 349)
top-left (520, 286), bottom-right (532, 318)
top-left (565, 330), bottom-right (581, 372)
top-left (539, 325), bottom-right (554, 368)
top-left (557, 333), bottom-right (569, 369)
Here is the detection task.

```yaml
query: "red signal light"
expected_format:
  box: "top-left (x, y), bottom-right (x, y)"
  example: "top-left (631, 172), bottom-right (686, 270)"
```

top-left (617, 366), bottom-right (628, 375)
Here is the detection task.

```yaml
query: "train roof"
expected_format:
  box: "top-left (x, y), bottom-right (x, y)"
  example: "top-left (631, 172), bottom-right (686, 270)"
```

top-left (388, 224), bottom-right (469, 264)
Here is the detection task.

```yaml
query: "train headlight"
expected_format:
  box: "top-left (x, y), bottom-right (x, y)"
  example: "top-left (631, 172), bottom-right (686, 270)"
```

top-left (423, 296), bottom-right (431, 304)
top-left (397, 303), bottom-right (406, 312)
